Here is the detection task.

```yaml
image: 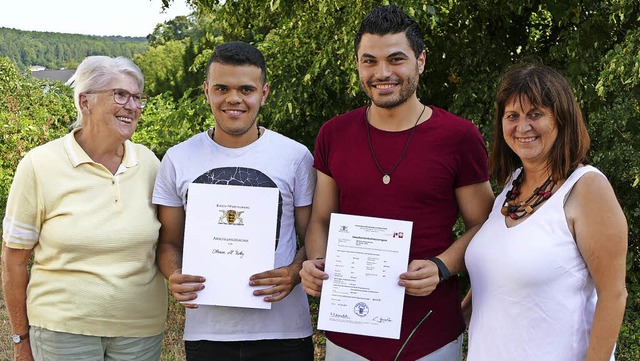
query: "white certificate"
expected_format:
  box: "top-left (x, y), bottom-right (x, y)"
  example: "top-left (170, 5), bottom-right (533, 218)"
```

top-left (318, 213), bottom-right (412, 339)
top-left (182, 183), bottom-right (279, 309)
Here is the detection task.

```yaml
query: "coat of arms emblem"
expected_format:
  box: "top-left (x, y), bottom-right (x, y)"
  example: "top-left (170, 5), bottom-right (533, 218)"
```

top-left (218, 209), bottom-right (244, 225)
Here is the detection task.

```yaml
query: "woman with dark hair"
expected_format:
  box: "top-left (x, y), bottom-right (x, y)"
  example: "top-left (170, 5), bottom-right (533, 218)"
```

top-left (2, 56), bottom-right (166, 361)
top-left (464, 63), bottom-right (627, 361)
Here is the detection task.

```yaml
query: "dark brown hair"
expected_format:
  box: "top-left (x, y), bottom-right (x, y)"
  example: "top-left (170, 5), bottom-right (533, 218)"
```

top-left (206, 41), bottom-right (266, 84)
top-left (489, 63), bottom-right (590, 184)
top-left (354, 5), bottom-right (424, 59)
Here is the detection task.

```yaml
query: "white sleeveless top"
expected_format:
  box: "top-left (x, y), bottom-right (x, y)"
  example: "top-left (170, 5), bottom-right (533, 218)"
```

top-left (465, 165), bottom-right (614, 361)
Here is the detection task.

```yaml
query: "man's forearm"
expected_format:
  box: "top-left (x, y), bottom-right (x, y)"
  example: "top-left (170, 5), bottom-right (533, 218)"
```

top-left (286, 246), bottom-right (308, 286)
top-left (304, 222), bottom-right (329, 260)
top-left (156, 242), bottom-right (182, 279)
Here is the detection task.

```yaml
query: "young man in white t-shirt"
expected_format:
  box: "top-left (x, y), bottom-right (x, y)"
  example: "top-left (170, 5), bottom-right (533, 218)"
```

top-left (153, 41), bottom-right (316, 361)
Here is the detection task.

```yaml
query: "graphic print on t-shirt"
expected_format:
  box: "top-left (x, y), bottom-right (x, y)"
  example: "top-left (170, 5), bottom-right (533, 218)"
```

top-left (189, 167), bottom-right (282, 250)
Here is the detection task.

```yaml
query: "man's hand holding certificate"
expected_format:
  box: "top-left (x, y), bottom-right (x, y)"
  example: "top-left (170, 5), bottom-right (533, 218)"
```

top-left (182, 183), bottom-right (279, 309)
top-left (318, 213), bottom-right (412, 339)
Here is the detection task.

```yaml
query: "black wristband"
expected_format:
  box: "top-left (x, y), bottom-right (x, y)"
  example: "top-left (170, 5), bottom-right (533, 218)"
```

top-left (426, 257), bottom-right (451, 283)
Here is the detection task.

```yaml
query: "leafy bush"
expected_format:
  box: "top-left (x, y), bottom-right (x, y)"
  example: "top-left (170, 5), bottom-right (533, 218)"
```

top-left (0, 57), bottom-right (73, 222)
top-left (617, 294), bottom-right (640, 360)
top-left (132, 89), bottom-right (213, 158)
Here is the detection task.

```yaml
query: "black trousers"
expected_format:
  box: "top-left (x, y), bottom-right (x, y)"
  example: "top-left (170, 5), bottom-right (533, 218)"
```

top-left (185, 336), bottom-right (314, 361)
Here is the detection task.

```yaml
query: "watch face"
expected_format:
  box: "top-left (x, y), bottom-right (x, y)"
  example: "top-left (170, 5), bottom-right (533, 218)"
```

top-left (11, 334), bottom-right (20, 343)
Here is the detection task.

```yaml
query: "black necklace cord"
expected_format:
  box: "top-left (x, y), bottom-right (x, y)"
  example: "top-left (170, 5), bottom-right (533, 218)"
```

top-left (365, 105), bottom-right (426, 183)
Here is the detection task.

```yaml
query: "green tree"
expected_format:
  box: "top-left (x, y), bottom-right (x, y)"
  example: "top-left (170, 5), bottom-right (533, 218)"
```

top-left (147, 15), bottom-right (196, 47)
top-left (135, 40), bottom-right (188, 96)
top-left (0, 27), bottom-right (148, 70)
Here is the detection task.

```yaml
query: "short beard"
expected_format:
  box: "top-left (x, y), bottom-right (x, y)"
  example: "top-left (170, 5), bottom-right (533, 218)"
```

top-left (360, 64), bottom-right (420, 109)
top-left (368, 82), bottom-right (415, 109)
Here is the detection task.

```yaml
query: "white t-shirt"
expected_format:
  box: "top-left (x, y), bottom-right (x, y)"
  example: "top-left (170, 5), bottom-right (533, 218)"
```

top-left (465, 165), bottom-right (614, 361)
top-left (153, 129), bottom-right (315, 341)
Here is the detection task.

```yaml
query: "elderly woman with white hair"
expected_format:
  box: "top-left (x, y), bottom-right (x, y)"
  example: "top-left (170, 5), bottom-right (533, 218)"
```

top-left (1, 56), bottom-right (166, 361)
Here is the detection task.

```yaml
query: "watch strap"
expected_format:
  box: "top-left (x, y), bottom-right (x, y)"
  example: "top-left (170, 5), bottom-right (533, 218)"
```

top-left (426, 257), bottom-right (451, 283)
top-left (11, 331), bottom-right (29, 344)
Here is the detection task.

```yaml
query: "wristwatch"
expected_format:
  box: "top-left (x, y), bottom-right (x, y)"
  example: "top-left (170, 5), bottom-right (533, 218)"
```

top-left (11, 332), bottom-right (29, 344)
top-left (426, 257), bottom-right (452, 284)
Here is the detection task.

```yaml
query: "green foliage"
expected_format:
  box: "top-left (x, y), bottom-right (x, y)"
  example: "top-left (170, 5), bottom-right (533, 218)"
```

top-left (618, 294), bottom-right (640, 360)
top-left (135, 40), bottom-right (188, 97)
top-left (0, 57), bottom-right (73, 221)
top-left (589, 21), bottom-right (640, 295)
top-left (147, 15), bottom-right (196, 47)
top-left (135, 11), bottom-right (224, 100)
top-left (133, 11), bottom-right (225, 150)
top-left (132, 90), bottom-right (213, 158)
top-left (248, 0), bottom-right (374, 147)
top-left (0, 27), bottom-right (148, 70)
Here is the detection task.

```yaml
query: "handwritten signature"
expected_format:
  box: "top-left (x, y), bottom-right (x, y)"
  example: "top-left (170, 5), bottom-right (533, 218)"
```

top-left (330, 312), bottom-right (349, 319)
top-left (212, 249), bottom-right (245, 258)
top-left (372, 316), bottom-right (392, 324)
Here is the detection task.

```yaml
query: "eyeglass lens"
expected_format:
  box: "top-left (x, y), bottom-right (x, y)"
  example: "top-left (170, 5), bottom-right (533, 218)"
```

top-left (113, 89), bottom-right (147, 108)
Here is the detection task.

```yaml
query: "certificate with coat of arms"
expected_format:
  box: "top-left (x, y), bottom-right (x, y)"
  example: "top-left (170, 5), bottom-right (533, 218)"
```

top-left (318, 213), bottom-right (412, 339)
top-left (182, 183), bottom-right (279, 309)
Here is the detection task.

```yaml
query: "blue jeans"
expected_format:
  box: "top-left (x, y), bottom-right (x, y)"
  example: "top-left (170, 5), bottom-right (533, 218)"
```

top-left (185, 336), bottom-right (314, 361)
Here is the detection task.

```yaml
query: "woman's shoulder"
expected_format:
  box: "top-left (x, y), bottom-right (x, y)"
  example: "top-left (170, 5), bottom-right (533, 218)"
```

top-left (22, 135), bottom-right (68, 162)
top-left (127, 140), bottom-right (160, 165)
top-left (568, 165), bottom-right (607, 189)
top-left (570, 166), bottom-right (611, 194)
top-left (128, 140), bottom-right (155, 155)
top-left (565, 165), bottom-right (616, 214)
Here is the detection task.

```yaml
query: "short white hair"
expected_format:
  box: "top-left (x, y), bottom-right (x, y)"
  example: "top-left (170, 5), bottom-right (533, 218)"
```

top-left (71, 56), bottom-right (144, 128)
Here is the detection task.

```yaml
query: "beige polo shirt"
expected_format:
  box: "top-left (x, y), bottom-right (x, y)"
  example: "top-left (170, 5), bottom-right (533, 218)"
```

top-left (3, 129), bottom-right (167, 337)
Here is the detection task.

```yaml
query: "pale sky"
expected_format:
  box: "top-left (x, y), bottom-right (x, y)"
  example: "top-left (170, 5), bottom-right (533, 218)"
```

top-left (0, 0), bottom-right (193, 37)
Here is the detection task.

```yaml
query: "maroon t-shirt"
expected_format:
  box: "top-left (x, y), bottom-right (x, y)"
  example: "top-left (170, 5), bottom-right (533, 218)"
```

top-left (314, 106), bottom-right (488, 361)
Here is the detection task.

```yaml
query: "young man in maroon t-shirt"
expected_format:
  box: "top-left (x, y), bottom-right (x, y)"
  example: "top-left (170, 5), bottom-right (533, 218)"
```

top-left (300, 5), bottom-right (494, 361)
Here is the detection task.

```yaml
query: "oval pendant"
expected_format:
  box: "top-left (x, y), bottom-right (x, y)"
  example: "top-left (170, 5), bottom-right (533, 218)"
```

top-left (382, 174), bottom-right (391, 184)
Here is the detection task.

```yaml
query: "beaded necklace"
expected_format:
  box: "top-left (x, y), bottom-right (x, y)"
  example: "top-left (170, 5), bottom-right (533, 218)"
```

top-left (501, 170), bottom-right (557, 220)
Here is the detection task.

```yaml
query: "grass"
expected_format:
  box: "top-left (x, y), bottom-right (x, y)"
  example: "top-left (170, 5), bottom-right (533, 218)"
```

top-left (160, 297), bottom-right (186, 361)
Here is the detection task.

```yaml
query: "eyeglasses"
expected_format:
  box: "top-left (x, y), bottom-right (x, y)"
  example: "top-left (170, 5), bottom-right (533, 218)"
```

top-left (86, 88), bottom-right (149, 109)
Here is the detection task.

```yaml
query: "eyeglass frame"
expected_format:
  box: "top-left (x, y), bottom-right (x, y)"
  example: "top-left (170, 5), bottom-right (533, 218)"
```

top-left (84, 88), bottom-right (149, 109)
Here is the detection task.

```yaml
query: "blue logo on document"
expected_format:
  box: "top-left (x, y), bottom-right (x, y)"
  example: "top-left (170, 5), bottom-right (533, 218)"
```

top-left (354, 302), bottom-right (369, 317)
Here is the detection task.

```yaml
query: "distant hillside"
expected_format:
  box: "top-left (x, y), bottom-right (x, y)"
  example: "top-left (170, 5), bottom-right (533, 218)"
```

top-left (0, 27), bottom-right (148, 70)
